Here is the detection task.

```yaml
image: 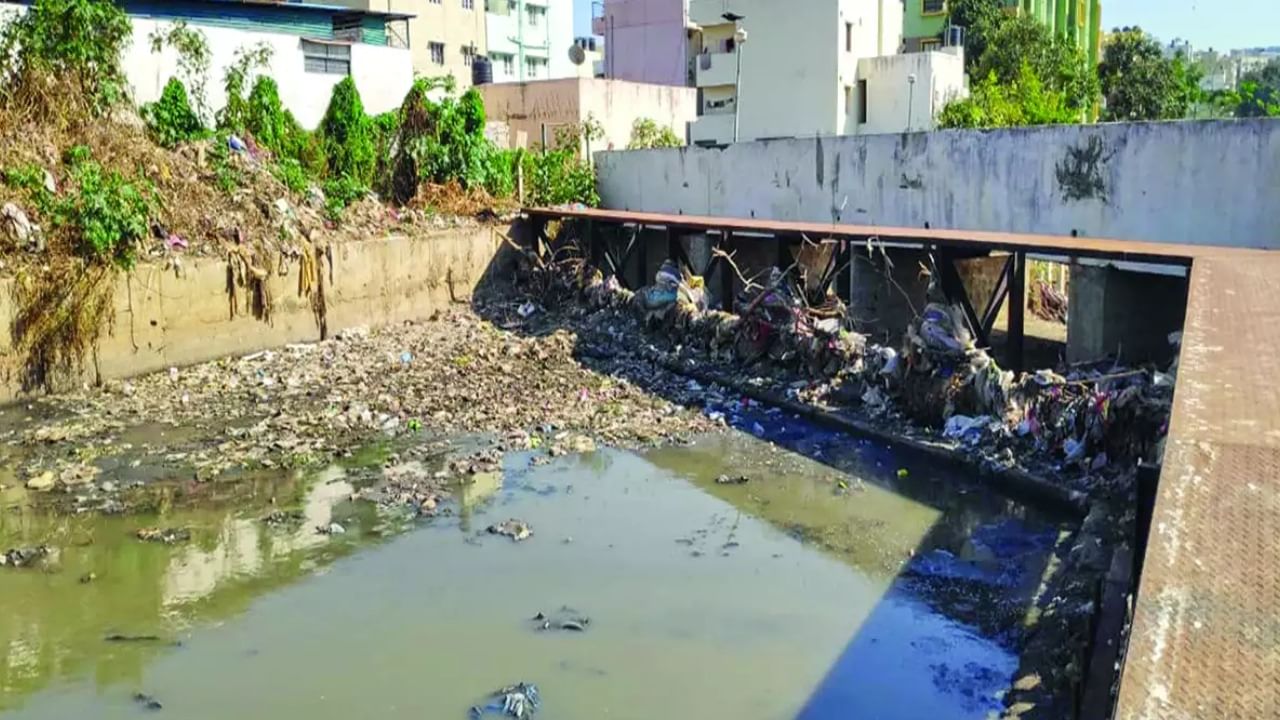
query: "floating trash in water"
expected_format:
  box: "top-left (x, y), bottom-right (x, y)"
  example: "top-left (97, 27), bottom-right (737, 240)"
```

top-left (470, 682), bottom-right (540, 719)
top-left (715, 474), bottom-right (749, 485)
top-left (488, 519), bottom-right (532, 542)
top-left (135, 527), bottom-right (191, 544)
top-left (532, 606), bottom-right (590, 633)
top-left (1, 545), bottom-right (50, 568)
top-left (132, 692), bottom-right (163, 711)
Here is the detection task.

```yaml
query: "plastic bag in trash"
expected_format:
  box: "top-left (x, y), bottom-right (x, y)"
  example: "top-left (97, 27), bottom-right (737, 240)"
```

top-left (918, 303), bottom-right (971, 355)
top-left (655, 259), bottom-right (681, 288)
top-left (943, 414), bottom-right (994, 445)
top-left (471, 683), bottom-right (540, 719)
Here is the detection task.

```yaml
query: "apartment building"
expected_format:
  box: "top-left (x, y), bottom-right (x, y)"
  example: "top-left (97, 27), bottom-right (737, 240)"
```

top-left (336, 0), bottom-right (488, 87)
top-left (594, 0), bottom-right (964, 144)
top-left (485, 0), bottom-right (575, 82)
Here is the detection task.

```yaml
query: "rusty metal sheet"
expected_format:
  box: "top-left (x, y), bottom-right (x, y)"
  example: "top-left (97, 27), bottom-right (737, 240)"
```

top-left (525, 206), bottom-right (1269, 265)
top-left (1119, 255), bottom-right (1280, 720)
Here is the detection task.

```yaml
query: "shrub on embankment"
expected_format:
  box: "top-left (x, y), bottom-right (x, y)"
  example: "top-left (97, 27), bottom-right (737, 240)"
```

top-left (0, 0), bottom-right (598, 391)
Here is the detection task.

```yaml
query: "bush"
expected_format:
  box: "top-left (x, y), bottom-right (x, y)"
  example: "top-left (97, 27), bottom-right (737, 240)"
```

top-left (0, 0), bottom-right (132, 110)
top-left (369, 109), bottom-right (400, 190)
top-left (272, 158), bottom-right (309, 194)
top-left (217, 42), bottom-right (273, 134)
top-left (246, 76), bottom-right (307, 160)
top-left (627, 118), bottom-right (681, 149)
top-left (938, 64), bottom-right (1078, 129)
top-left (322, 174), bottom-right (368, 220)
top-left (208, 132), bottom-right (244, 193)
top-left (6, 149), bottom-right (156, 267)
top-left (320, 77), bottom-right (375, 184)
top-left (142, 78), bottom-right (206, 148)
top-left (523, 150), bottom-right (598, 207)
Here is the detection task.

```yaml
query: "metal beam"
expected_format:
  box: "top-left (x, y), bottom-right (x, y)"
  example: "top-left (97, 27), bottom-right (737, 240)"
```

top-left (1008, 251), bottom-right (1026, 371)
top-left (980, 255), bottom-right (1015, 336)
top-left (935, 247), bottom-right (989, 349)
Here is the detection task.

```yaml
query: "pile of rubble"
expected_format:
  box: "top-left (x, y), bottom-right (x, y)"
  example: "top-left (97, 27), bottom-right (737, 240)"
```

top-left (3, 308), bottom-right (718, 511)
top-left (516, 245), bottom-right (1176, 488)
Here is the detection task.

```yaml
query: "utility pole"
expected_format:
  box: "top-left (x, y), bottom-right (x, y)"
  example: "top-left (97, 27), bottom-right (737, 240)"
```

top-left (723, 12), bottom-right (746, 143)
top-left (907, 73), bottom-right (917, 131)
top-left (517, 0), bottom-right (525, 81)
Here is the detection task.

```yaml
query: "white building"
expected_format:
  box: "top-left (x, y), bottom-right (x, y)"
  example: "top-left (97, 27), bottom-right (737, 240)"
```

top-left (485, 0), bottom-right (575, 82)
top-left (572, 36), bottom-right (605, 78)
top-left (594, 0), bottom-right (966, 146)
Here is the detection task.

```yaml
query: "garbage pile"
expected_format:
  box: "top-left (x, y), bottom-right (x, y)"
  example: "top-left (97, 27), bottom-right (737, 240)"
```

top-left (526, 242), bottom-right (1175, 475)
top-left (893, 302), bottom-right (1015, 428)
top-left (583, 260), bottom-right (867, 383)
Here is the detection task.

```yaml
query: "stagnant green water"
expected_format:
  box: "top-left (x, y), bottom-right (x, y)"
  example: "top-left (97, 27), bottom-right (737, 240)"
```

top-left (0, 415), bottom-right (1067, 719)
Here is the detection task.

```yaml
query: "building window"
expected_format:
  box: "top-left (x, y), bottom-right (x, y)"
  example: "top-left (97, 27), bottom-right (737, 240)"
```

top-left (302, 39), bottom-right (351, 75)
top-left (429, 0), bottom-right (441, 3)
top-left (526, 57), bottom-right (546, 78)
top-left (845, 22), bottom-right (852, 52)
top-left (528, 5), bottom-right (544, 26)
top-left (856, 79), bottom-right (868, 124)
top-left (462, 0), bottom-right (474, 9)
top-left (494, 52), bottom-right (514, 75)
top-left (920, 38), bottom-right (941, 51)
top-left (429, 42), bottom-right (445, 65)
top-left (922, 0), bottom-right (945, 14)
top-left (845, 85), bottom-right (853, 114)
top-left (461, 44), bottom-right (475, 66)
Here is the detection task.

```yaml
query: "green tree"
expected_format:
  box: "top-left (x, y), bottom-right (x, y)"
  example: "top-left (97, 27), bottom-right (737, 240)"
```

top-left (975, 16), bottom-right (1099, 117)
top-left (0, 0), bottom-right (133, 110)
top-left (141, 77), bottom-right (206, 148)
top-left (246, 76), bottom-right (307, 160)
top-left (319, 77), bottom-right (375, 185)
top-left (946, 0), bottom-right (1004, 71)
top-left (938, 63), bottom-right (1077, 129)
top-left (1235, 59), bottom-right (1280, 117)
top-left (627, 118), bottom-right (681, 149)
top-left (1098, 27), bottom-right (1202, 121)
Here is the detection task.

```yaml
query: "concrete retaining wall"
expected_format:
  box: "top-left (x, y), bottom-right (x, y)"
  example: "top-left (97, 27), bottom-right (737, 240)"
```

top-left (0, 229), bottom-right (504, 404)
top-left (596, 119), bottom-right (1280, 248)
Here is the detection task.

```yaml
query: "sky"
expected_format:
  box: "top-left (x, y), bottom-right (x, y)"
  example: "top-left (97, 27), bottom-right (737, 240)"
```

top-left (571, 0), bottom-right (1280, 53)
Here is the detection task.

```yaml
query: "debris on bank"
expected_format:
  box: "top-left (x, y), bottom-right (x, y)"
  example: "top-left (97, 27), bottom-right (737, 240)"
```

top-left (3, 308), bottom-right (718, 515)
top-left (506, 237), bottom-right (1176, 497)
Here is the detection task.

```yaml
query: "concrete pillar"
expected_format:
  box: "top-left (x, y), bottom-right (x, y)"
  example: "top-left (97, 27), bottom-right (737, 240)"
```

top-left (849, 248), bottom-right (931, 346)
top-left (1066, 262), bottom-right (1189, 365)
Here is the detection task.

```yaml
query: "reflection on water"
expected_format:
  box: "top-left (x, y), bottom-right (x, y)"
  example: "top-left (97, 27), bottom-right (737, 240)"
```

top-left (0, 422), bottom-right (1066, 720)
top-left (0, 468), bottom-right (363, 710)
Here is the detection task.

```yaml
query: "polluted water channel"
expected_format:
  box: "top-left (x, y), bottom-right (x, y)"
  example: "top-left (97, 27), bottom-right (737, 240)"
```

top-left (0, 410), bottom-right (1069, 720)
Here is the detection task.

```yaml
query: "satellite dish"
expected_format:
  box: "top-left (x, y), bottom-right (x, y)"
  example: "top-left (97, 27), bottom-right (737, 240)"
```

top-left (569, 44), bottom-right (586, 66)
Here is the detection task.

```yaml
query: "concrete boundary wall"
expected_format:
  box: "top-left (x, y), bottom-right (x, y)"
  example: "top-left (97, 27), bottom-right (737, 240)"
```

top-left (0, 229), bottom-right (505, 404)
top-left (596, 119), bottom-right (1280, 248)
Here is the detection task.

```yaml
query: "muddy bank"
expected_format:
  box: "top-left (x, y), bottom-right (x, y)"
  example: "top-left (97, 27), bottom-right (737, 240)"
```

top-left (0, 306), bottom-right (718, 516)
